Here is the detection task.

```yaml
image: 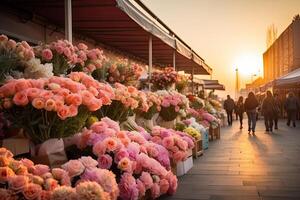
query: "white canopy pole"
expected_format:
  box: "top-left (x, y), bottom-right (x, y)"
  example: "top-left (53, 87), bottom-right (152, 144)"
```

top-left (173, 50), bottom-right (176, 70)
top-left (148, 35), bottom-right (153, 90)
top-left (65, 0), bottom-right (72, 43)
top-left (192, 65), bottom-right (194, 94)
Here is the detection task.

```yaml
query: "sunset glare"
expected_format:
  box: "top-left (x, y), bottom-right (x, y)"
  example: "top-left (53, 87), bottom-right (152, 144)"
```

top-left (234, 53), bottom-right (263, 77)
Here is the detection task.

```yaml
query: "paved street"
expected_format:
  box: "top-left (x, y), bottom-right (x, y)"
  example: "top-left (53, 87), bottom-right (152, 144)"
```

top-left (164, 119), bottom-right (300, 200)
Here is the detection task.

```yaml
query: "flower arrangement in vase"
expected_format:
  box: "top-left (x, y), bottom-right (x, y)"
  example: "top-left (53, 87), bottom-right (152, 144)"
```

top-left (150, 67), bottom-right (178, 90)
top-left (156, 90), bottom-right (189, 122)
top-left (0, 34), bottom-right (54, 83)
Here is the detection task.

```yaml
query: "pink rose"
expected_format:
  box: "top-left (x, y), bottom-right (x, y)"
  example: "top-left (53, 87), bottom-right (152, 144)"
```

top-left (13, 91), bottom-right (29, 106)
top-left (52, 168), bottom-right (68, 180)
top-left (97, 154), bottom-right (112, 169)
top-left (103, 137), bottom-right (118, 152)
top-left (22, 183), bottom-right (42, 200)
top-left (57, 105), bottom-right (70, 120)
top-left (61, 160), bottom-right (85, 178)
top-left (44, 178), bottom-right (58, 191)
top-left (33, 164), bottom-right (50, 176)
top-left (8, 175), bottom-right (29, 192)
top-left (42, 49), bottom-right (53, 61)
top-left (92, 141), bottom-right (106, 156)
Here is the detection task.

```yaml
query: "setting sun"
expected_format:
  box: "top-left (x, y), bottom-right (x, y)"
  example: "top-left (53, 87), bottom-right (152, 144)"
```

top-left (234, 53), bottom-right (263, 76)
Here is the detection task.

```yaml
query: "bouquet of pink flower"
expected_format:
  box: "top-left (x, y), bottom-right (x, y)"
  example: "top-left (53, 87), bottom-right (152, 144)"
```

top-left (151, 126), bottom-right (194, 163)
top-left (106, 58), bottom-right (144, 86)
top-left (69, 117), bottom-right (178, 199)
top-left (98, 83), bottom-right (140, 122)
top-left (157, 90), bottom-right (189, 121)
top-left (0, 34), bottom-right (36, 82)
top-left (0, 147), bottom-right (119, 200)
top-left (0, 72), bottom-right (114, 144)
top-left (136, 91), bottom-right (161, 120)
top-left (34, 39), bottom-right (80, 75)
top-left (150, 67), bottom-right (178, 90)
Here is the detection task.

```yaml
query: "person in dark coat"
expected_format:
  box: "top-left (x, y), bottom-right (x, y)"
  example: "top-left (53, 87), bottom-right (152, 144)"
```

top-left (261, 91), bottom-right (276, 132)
top-left (273, 93), bottom-right (281, 129)
top-left (284, 92), bottom-right (299, 127)
top-left (244, 92), bottom-right (259, 134)
top-left (236, 96), bottom-right (245, 129)
top-left (224, 95), bottom-right (235, 126)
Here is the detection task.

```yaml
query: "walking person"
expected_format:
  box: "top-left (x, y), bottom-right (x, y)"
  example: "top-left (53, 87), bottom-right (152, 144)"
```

top-left (273, 93), bottom-right (281, 129)
top-left (224, 95), bottom-right (235, 126)
top-left (284, 92), bottom-right (299, 127)
top-left (236, 96), bottom-right (245, 129)
top-left (261, 91), bottom-right (276, 132)
top-left (244, 92), bottom-right (259, 135)
top-left (234, 102), bottom-right (239, 120)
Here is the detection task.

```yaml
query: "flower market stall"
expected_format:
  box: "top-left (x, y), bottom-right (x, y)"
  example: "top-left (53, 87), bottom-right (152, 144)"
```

top-left (0, 0), bottom-right (217, 199)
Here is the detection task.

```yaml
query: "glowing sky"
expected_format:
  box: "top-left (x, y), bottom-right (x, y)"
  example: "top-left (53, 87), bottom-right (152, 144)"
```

top-left (141, 0), bottom-right (300, 98)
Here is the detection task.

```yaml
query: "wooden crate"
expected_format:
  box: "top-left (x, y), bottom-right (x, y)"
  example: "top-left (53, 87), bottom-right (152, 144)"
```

top-left (192, 139), bottom-right (203, 158)
top-left (209, 125), bottom-right (221, 141)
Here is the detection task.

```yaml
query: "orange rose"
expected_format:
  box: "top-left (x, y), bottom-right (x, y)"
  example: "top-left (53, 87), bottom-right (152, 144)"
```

top-left (0, 167), bottom-right (15, 183)
top-left (45, 99), bottom-right (56, 111)
top-left (32, 98), bottom-right (45, 109)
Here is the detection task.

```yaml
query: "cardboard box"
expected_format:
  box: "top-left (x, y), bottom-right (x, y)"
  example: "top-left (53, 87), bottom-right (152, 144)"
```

top-left (1, 138), bottom-right (30, 156)
top-left (183, 156), bottom-right (193, 173)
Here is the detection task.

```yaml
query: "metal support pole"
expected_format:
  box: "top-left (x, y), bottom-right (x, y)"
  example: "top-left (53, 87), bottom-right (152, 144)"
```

top-left (148, 35), bottom-right (152, 90)
top-left (192, 65), bottom-right (194, 94)
top-left (65, 0), bottom-right (72, 43)
top-left (173, 50), bottom-right (176, 70)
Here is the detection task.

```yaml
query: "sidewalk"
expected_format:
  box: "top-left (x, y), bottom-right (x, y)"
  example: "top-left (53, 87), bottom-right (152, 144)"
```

top-left (163, 119), bottom-right (300, 200)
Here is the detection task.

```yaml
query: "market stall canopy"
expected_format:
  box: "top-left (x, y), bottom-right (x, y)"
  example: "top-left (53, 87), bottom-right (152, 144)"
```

top-left (1, 0), bottom-right (211, 75)
top-left (274, 68), bottom-right (300, 87)
top-left (189, 78), bottom-right (225, 90)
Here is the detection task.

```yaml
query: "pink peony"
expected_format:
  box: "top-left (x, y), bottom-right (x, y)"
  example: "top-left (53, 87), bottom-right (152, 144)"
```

top-left (97, 154), bottom-right (112, 169)
top-left (118, 173), bottom-right (139, 200)
top-left (61, 160), bottom-right (85, 178)
top-left (78, 156), bottom-right (98, 169)
top-left (139, 172), bottom-right (153, 190)
top-left (114, 148), bottom-right (129, 163)
top-left (136, 179), bottom-right (146, 198)
top-left (159, 179), bottom-right (170, 195)
top-left (162, 136), bottom-right (175, 149)
top-left (150, 183), bottom-right (160, 199)
top-left (117, 157), bottom-right (132, 172)
top-left (51, 186), bottom-right (77, 200)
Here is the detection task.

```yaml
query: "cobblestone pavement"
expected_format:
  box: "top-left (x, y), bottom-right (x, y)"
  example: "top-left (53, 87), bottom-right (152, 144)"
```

top-left (163, 119), bottom-right (300, 200)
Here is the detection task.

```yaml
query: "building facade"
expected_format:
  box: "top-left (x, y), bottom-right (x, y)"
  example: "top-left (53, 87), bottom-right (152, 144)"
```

top-left (263, 16), bottom-right (300, 83)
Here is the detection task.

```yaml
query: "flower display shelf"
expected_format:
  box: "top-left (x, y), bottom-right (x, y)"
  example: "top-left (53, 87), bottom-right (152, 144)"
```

top-left (171, 149), bottom-right (193, 177)
top-left (209, 125), bottom-right (220, 141)
top-left (192, 139), bottom-right (203, 158)
top-left (202, 128), bottom-right (209, 150)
